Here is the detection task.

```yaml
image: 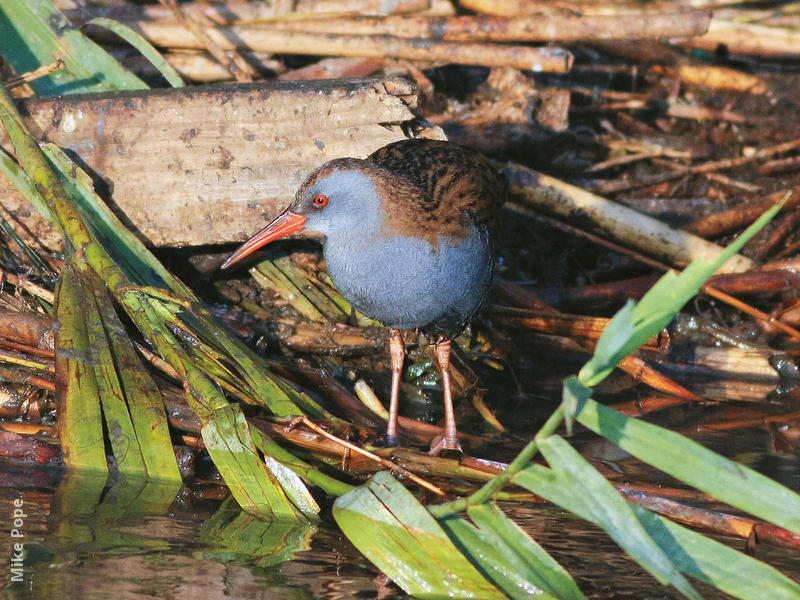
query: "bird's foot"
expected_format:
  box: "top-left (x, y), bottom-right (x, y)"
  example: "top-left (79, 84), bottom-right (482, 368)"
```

top-left (428, 434), bottom-right (463, 458)
top-left (380, 433), bottom-right (399, 448)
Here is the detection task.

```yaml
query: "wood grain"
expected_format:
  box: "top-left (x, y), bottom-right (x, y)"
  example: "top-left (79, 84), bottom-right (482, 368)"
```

top-left (0, 78), bottom-right (420, 248)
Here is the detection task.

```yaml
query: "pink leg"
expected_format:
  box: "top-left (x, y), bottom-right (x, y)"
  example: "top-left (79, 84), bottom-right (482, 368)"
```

top-left (429, 337), bottom-right (463, 456)
top-left (386, 328), bottom-right (405, 447)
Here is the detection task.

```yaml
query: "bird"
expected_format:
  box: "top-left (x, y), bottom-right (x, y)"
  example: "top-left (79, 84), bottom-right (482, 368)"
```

top-left (222, 138), bottom-right (506, 455)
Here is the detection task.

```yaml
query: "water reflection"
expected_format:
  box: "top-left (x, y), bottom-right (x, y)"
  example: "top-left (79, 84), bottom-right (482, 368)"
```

top-left (0, 425), bottom-right (798, 600)
top-left (0, 468), bottom-right (380, 599)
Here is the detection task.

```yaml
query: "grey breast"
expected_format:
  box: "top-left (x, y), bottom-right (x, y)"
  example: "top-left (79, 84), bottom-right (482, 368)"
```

top-left (323, 224), bottom-right (492, 331)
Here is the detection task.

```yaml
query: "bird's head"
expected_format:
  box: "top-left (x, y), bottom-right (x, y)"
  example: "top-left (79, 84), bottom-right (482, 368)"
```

top-left (221, 158), bottom-right (384, 270)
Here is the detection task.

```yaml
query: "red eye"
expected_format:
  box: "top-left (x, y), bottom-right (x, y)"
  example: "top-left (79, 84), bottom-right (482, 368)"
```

top-left (314, 194), bottom-right (328, 207)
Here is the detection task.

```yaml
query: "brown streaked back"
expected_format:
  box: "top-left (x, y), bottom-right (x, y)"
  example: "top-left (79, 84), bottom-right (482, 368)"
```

top-left (367, 139), bottom-right (506, 243)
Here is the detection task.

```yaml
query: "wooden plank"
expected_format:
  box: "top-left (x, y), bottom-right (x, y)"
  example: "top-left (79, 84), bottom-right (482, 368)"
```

top-left (0, 78), bottom-right (420, 247)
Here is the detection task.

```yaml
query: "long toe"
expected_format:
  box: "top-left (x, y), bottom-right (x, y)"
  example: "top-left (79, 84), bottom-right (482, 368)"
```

top-left (428, 433), bottom-right (463, 458)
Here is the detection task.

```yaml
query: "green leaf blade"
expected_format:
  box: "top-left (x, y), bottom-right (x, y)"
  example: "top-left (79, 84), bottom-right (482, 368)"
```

top-left (517, 436), bottom-right (700, 600)
top-left (440, 503), bottom-right (586, 600)
top-left (653, 511), bottom-right (800, 600)
top-left (86, 17), bottom-right (185, 89)
top-left (82, 273), bottom-right (147, 478)
top-left (54, 262), bottom-right (108, 475)
top-left (0, 0), bottom-right (146, 95)
top-left (333, 472), bottom-right (504, 599)
top-left (575, 396), bottom-right (800, 535)
top-left (202, 404), bottom-right (308, 520)
top-left (579, 201), bottom-right (783, 387)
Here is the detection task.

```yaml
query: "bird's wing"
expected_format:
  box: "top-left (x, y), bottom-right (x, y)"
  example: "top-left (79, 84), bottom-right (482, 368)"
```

top-left (368, 139), bottom-right (506, 240)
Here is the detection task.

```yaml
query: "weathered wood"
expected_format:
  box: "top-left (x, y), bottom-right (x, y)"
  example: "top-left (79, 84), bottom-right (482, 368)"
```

top-left (0, 78), bottom-right (419, 247)
top-left (63, 0), bottom-right (440, 24)
top-left (90, 20), bottom-right (573, 72)
top-left (244, 11), bottom-right (712, 42)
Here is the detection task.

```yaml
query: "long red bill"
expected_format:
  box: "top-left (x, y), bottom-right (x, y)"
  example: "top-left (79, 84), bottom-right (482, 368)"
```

top-left (221, 209), bottom-right (307, 269)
